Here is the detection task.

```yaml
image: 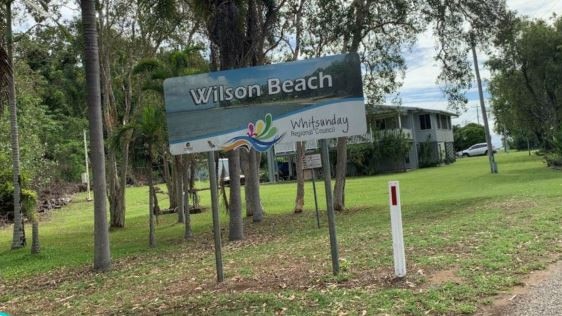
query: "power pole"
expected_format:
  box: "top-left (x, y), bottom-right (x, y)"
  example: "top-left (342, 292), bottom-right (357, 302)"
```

top-left (475, 106), bottom-right (480, 125)
top-left (471, 38), bottom-right (498, 174)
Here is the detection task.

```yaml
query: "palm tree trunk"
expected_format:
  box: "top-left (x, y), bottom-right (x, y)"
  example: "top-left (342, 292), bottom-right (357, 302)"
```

top-left (6, 0), bottom-right (26, 250)
top-left (81, 0), bottom-right (111, 271)
top-left (148, 146), bottom-right (156, 248)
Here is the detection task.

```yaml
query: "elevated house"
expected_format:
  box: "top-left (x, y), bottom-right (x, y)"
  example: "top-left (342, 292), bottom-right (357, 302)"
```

top-left (365, 105), bottom-right (458, 172)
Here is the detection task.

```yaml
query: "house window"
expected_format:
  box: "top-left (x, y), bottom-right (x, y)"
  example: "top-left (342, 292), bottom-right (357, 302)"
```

top-left (419, 114), bottom-right (431, 130)
top-left (440, 115), bottom-right (448, 130)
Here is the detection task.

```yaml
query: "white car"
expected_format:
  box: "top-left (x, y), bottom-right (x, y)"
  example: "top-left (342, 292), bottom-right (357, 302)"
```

top-left (458, 142), bottom-right (496, 157)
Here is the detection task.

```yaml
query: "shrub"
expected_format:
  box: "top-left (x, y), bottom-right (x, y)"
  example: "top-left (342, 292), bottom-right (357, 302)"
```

top-left (0, 167), bottom-right (38, 220)
top-left (544, 153), bottom-right (562, 168)
top-left (418, 137), bottom-right (440, 168)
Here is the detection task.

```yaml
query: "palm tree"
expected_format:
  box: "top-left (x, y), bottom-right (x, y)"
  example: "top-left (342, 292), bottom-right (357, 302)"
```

top-left (114, 104), bottom-right (165, 247)
top-left (2, 0), bottom-right (25, 249)
top-left (133, 48), bottom-right (207, 229)
top-left (139, 105), bottom-right (165, 247)
top-left (81, 0), bottom-right (111, 271)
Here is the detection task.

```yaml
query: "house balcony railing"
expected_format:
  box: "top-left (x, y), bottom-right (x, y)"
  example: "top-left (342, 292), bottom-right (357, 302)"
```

top-left (345, 128), bottom-right (413, 146)
top-left (374, 128), bottom-right (414, 140)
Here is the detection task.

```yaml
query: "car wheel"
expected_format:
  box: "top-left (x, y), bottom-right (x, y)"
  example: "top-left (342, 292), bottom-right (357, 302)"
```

top-left (463, 153), bottom-right (469, 157)
top-left (484, 150), bottom-right (488, 155)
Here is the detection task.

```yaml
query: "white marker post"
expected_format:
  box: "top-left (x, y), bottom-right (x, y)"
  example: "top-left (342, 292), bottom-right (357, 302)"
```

top-left (388, 181), bottom-right (406, 277)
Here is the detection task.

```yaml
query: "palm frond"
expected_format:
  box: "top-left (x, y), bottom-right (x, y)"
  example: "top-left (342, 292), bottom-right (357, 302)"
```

top-left (133, 58), bottom-right (163, 75)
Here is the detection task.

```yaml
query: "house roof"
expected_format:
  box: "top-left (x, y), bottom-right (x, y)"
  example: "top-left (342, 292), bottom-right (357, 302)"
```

top-left (367, 105), bottom-right (459, 118)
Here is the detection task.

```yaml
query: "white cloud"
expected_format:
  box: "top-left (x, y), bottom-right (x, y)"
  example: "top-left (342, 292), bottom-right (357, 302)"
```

top-left (508, 0), bottom-right (562, 20)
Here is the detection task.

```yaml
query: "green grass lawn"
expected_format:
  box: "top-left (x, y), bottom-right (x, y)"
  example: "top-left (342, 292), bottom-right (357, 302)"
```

top-left (1, 151), bottom-right (561, 315)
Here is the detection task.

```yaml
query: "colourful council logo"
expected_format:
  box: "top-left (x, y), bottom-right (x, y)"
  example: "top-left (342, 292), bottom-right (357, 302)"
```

top-left (222, 113), bottom-right (284, 152)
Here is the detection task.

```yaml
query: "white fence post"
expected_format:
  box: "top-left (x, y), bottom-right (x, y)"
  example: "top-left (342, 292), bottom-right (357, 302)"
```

top-left (389, 181), bottom-right (406, 277)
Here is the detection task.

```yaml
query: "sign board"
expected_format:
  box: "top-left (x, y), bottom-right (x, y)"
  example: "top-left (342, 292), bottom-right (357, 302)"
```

top-left (303, 154), bottom-right (322, 169)
top-left (274, 139), bottom-right (318, 155)
top-left (164, 53), bottom-right (366, 155)
top-left (81, 172), bottom-right (88, 184)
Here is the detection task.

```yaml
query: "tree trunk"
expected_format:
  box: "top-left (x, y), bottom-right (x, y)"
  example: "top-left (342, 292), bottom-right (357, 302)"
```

top-left (153, 181), bottom-right (161, 223)
top-left (183, 155), bottom-right (192, 239)
top-left (249, 149), bottom-right (263, 222)
top-left (240, 150), bottom-right (253, 217)
top-left (189, 156), bottom-right (196, 189)
top-left (148, 147), bottom-right (156, 248)
top-left (31, 219), bottom-right (40, 254)
top-left (107, 154), bottom-right (126, 228)
top-left (220, 165), bottom-right (229, 211)
top-left (81, 0), bottom-right (111, 271)
top-left (228, 149), bottom-right (243, 240)
top-left (163, 153), bottom-right (176, 211)
top-left (6, 1), bottom-right (25, 249)
top-left (333, 137), bottom-right (347, 211)
top-left (294, 141), bottom-right (305, 213)
top-left (97, 7), bottom-right (131, 230)
top-left (108, 129), bottom-right (131, 228)
top-left (290, 1), bottom-right (306, 214)
top-left (175, 156), bottom-right (185, 223)
top-left (332, 0), bottom-right (365, 212)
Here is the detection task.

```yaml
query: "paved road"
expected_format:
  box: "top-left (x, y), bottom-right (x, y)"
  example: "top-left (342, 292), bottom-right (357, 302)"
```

top-left (499, 260), bottom-right (562, 316)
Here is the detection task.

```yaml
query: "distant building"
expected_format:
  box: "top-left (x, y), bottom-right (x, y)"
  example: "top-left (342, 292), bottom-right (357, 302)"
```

top-left (366, 105), bottom-right (458, 171)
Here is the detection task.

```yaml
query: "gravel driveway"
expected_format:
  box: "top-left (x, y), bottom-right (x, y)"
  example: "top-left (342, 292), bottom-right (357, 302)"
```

top-left (497, 260), bottom-right (562, 316)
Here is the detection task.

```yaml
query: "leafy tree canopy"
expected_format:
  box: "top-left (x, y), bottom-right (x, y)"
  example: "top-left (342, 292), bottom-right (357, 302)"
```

top-left (489, 16), bottom-right (562, 150)
top-left (453, 123), bottom-right (485, 152)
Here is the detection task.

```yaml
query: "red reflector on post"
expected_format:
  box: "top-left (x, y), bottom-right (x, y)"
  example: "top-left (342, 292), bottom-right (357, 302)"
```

top-left (391, 186), bottom-right (397, 206)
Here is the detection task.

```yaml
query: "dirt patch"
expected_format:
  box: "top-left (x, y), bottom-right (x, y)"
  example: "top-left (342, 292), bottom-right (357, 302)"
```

top-left (427, 267), bottom-right (463, 285)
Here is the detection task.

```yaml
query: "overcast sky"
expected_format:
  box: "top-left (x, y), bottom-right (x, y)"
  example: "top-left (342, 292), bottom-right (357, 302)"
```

top-left (399, 1), bottom-right (562, 145)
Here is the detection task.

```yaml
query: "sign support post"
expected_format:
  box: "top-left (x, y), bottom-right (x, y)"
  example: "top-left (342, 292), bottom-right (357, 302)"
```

top-left (207, 151), bottom-right (224, 282)
top-left (320, 139), bottom-right (339, 275)
top-left (303, 153), bottom-right (322, 229)
top-left (388, 181), bottom-right (406, 278)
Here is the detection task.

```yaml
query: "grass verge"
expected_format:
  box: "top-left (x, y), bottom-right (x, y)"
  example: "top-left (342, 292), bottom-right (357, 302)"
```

top-left (1, 151), bottom-right (561, 314)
